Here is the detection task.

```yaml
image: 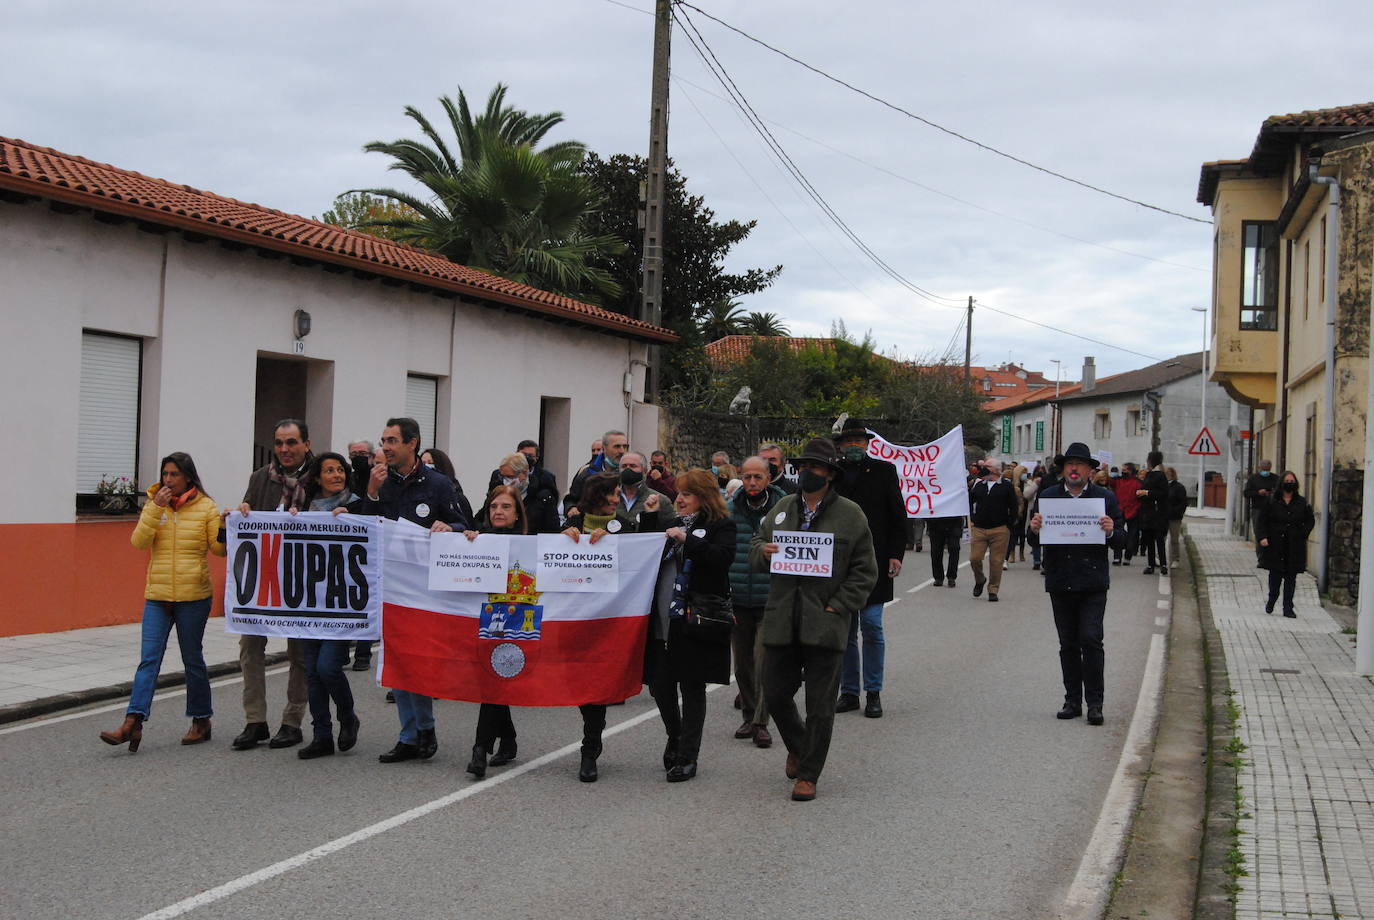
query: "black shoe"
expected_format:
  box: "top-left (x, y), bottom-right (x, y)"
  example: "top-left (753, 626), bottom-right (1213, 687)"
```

top-left (298, 737), bottom-right (334, 760)
top-left (972, 578), bottom-right (985, 597)
top-left (385, 690), bottom-right (395, 703)
top-left (1265, 597), bottom-right (1276, 614)
top-left (835, 693), bottom-right (860, 713)
top-left (579, 754), bottom-right (599, 782)
top-left (1283, 611), bottom-right (1297, 619)
top-left (489, 738), bottom-right (517, 767)
top-left (666, 762), bottom-right (697, 782)
top-left (947, 580), bottom-right (956, 589)
top-left (933, 579), bottom-right (943, 587)
top-left (1160, 566), bottom-right (1169, 575)
top-left (1056, 703), bottom-right (1082, 720)
top-left (733, 692), bottom-right (742, 710)
top-left (1122, 560), bottom-right (1131, 567)
top-left (351, 657), bottom-right (372, 672)
top-left (466, 745), bottom-right (488, 779)
top-left (379, 741), bottom-right (420, 763)
top-left (1112, 559), bottom-right (1121, 566)
top-left (1032, 563), bottom-right (1041, 571)
top-left (663, 737), bottom-right (679, 771)
top-left (1143, 566), bottom-right (1155, 575)
top-left (268, 725), bottom-right (303, 749)
top-left (988, 593), bottom-right (999, 603)
top-left (864, 693), bottom-right (883, 718)
top-left (1086, 707), bottom-right (1104, 726)
top-left (231, 721), bottom-right (270, 751)
top-left (915, 542), bottom-right (923, 552)
top-left (416, 728), bottom-right (438, 759)
top-left (337, 714), bottom-right (360, 752)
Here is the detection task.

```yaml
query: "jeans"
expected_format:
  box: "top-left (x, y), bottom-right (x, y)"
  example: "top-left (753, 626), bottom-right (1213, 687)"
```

top-left (763, 643), bottom-right (844, 783)
top-left (1267, 570), bottom-right (1297, 615)
top-left (1031, 537), bottom-right (1043, 567)
top-left (393, 690), bottom-right (435, 744)
top-left (1051, 591), bottom-right (1107, 708)
top-left (301, 639), bottom-right (355, 740)
top-left (128, 597), bottom-right (213, 720)
top-left (840, 602), bottom-right (885, 694)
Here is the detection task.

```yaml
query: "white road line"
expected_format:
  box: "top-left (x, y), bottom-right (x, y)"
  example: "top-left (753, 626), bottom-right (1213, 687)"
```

top-left (1058, 632), bottom-right (1166, 920)
top-left (1156, 599), bottom-right (1170, 610)
top-left (906, 560), bottom-right (971, 592)
top-left (1158, 576), bottom-right (1171, 596)
top-left (1154, 616), bottom-right (1168, 627)
top-left (884, 599), bottom-right (902, 608)
top-left (135, 689), bottom-right (716, 920)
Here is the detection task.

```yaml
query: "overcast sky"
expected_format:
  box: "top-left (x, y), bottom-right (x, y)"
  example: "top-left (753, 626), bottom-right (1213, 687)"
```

top-left (5, 1), bottom-right (1367, 378)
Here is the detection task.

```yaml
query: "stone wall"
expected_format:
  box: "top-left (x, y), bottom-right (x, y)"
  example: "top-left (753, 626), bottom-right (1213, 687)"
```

top-left (1327, 465), bottom-right (1362, 606)
top-left (657, 406), bottom-right (757, 471)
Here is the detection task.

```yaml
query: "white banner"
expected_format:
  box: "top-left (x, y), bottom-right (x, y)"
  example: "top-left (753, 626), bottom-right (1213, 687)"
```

top-left (865, 425), bottom-right (970, 519)
top-left (1036, 498), bottom-right (1107, 545)
top-left (770, 530), bottom-right (835, 577)
top-left (535, 533), bottom-right (620, 592)
top-left (428, 533), bottom-right (509, 592)
top-left (225, 512), bottom-right (382, 639)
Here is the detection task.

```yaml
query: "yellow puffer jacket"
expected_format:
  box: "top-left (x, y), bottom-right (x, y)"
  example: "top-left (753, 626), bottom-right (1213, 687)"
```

top-left (131, 485), bottom-right (226, 601)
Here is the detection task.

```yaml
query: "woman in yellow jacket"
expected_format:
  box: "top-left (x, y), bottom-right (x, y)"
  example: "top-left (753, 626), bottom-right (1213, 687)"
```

top-left (100, 452), bottom-right (225, 752)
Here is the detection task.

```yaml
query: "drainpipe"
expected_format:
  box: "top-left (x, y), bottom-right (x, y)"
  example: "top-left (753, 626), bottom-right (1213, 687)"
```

top-left (1358, 233), bottom-right (1374, 675)
top-left (1310, 163), bottom-right (1339, 594)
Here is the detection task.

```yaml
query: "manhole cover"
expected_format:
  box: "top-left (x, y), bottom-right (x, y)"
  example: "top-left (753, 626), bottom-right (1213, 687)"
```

top-left (1259, 668), bottom-right (1300, 675)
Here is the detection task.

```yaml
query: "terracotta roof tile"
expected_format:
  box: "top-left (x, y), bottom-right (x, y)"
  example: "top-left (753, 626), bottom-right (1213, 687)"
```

top-left (0, 137), bottom-right (675, 343)
top-left (704, 335), bottom-right (847, 366)
top-left (1263, 102), bottom-right (1374, 129)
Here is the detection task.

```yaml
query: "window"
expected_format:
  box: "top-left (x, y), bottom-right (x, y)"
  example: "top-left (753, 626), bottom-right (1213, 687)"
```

top-left (1126, 409), bottom-right (1141, 438)
top-left (1240, 221), bottom-right (1278, 330)
top-left (405, 374), bottom-right (438, 454)
top-left (1303, 402), bottom-right (1318, 502)
top-left (1302, 240), bottom-right (1311, 322)
top-left (1319, 215), bottom-right (1327, 306)
top-left (1093, 410), bottom-right (1111, 440)
top-left (78, 331), bottom-right (141, 502)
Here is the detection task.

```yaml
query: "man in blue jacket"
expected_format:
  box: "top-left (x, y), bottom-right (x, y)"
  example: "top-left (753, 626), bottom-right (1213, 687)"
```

top-left (1029, 442), bottom-right (1126, 726)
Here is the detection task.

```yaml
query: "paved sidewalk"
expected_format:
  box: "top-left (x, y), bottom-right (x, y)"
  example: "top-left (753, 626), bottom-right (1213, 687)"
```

top-left (1193, 518), bottom-right (1374, 919)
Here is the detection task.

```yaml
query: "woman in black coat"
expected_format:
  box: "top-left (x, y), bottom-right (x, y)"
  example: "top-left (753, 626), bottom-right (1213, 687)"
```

top-left (649, 469), bottom-right (737, 783)
top-left (1254, 470), bottom-right (1316, 618)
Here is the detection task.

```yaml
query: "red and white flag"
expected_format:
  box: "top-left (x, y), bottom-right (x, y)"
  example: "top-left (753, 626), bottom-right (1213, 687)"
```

top-left (378, 521), bottom-right (663, 706)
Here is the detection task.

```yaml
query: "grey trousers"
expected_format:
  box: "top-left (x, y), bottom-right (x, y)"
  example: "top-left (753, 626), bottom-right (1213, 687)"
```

top-left (239, 635), bottom-right (308, 728)
top-left (732, 605), bottom-right (769, 726)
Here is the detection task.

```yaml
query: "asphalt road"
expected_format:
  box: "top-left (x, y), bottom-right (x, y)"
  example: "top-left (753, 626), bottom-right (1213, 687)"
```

top-left (1, 551), bottom-right (1166, 920)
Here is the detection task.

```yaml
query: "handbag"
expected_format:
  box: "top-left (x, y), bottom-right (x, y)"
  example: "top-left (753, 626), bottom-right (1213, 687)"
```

top-left (667, 553), bottom-right (735, 644)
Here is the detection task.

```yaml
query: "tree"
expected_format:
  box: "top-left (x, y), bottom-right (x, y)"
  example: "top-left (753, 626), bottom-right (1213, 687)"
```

top-left (353, 84), bottom-right (624, 302)
top-left (739, 311), bottom-right (790, 336)
top-left (317, 192), bottom-right (423, 242)
top-left (878, 361), bottom-right (996, 448)
top-left (700, 298), bottom-right (747, 341)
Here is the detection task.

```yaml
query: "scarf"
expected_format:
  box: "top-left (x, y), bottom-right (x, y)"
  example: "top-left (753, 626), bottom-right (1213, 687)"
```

top-left (582, 511), bottom-right (616, 533)
top-left (268, 453), bottom-right (314, 512)
top-left (170, 487), bottom-right (199, 511)
top-left (309, 488), bottom-right (353, 513)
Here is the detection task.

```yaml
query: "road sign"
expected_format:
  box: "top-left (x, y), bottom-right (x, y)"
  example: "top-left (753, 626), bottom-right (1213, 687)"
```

top-left (1188, 427), bottom-right (1222, 456)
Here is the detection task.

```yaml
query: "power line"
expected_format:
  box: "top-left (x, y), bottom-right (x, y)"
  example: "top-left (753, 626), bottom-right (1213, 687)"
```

top-left (674, 1), bottom-right (1209, 225)
top-left (974, 300), bottom-right (1161, 362)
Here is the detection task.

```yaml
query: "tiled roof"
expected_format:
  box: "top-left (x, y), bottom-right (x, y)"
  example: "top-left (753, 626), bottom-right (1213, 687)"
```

top-left (705, 335), bottom-right (895, 367)
top-left (1053, 352), bottom-right (1204, 403)
top-left (0, 137), bottom-right (675, 343)
top-left (1263, 102), bottom-right (1374, 129)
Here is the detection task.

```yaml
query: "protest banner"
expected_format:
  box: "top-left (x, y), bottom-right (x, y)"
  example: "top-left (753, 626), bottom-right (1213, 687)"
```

top-left (769, 531), bottom-right (835, 577)
top-left (865, 425), bottom-right (970, 518)
top-left (535, 533), bottom-right (619, 592)
top-left (428, 533), bottom-right (509, 592)
top-left (380, 523), bottom-right (662, 706)
top-left (224, 512), bottom-right (382, 640)
top-left (1036, 497), bottom-right (1107, 545)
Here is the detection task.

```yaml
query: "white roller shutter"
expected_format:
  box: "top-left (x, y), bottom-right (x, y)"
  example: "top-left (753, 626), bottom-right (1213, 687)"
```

top-left (405, 375), bottom-right (437, 453)
top-left (78, 332), bottom-right (141, 492)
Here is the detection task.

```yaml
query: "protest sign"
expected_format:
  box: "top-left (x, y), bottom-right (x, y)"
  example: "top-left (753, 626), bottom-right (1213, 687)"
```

top-left (428, 533), bottom-right (509, 592)
top-left (1036, 498), bottom-right (1107, 545)
top-left (225, 512), bottom-right (381, 639)
top-left (770, 531), bottom-right (835, 577)
top-left (535, 533), bottom-right (619, 592)
top-left (865, 425), bottom-right (970, 519)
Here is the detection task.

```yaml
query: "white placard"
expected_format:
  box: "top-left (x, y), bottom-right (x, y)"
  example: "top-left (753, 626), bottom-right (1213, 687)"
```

top-left (865, 426), bottom-right (970, 519)
top-left (1037, 498), bottom-right (1107, 545)
top-left (1095, 450), bottom-right (1114, 468)
top-left (770, 530), bottom-right (836, 577)
top-left (428, 533), bottom-right (510, 592)
top-left (536, 533), bottom-right (619, 592)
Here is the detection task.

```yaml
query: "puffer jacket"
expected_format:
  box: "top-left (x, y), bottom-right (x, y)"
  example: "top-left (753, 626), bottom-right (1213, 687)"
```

top-left (131, 485), bottom-right (226, 601)
top-left (729, 484), bottom-right (787, 608)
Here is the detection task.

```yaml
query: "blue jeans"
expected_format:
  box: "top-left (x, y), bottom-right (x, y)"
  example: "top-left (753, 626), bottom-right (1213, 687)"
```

top-left (841, 602), bottom-right (885, 694)
top-left (301, 639), bottom-right (355, 740)
top-left (128, 598), bottom-right (213, 720)
top-left (393, 689), bottom-right (435, 744)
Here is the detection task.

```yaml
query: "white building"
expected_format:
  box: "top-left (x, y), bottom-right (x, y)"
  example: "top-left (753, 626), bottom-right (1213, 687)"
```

top-left (0, 137), bottom-right (672, 634)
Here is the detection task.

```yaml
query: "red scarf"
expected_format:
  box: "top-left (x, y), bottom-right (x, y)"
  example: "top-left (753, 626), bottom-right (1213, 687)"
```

top-left (170, 487), bottom-right (199, 510)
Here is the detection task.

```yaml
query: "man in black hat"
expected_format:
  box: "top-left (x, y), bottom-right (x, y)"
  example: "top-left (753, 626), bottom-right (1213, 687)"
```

top-left (831, 419), bottom-right (907, 718)
top-left (1029, 442), bottom-right (1126, 726)
top-left (752, 437), bottom-right (878, 802)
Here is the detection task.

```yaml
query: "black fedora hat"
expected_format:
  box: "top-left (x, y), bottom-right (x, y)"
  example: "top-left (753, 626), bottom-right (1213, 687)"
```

top-left (832, 418), bottom-right (874, 442)
top-left (1054, 442), bottom-right (1100, 469)
top-left (794, 437), bottom-right (843, 472)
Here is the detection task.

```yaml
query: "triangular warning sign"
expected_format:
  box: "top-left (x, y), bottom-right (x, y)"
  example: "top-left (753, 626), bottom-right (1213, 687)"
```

top-left (1188, 427), bottom-right (1222, 456)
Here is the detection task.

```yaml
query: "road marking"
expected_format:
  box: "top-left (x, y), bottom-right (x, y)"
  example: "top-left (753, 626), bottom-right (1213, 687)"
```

top-left (907, 560), bottom-right (971, 592)
top-left (1156, 600), bottom-right (1170, 610)
top-left (884, 599), bottom-right (902, 608)
top-left (1058, 631), bottom-right (1166, 920)
top-left (1158, 576), bottom-right (1171, 596)
top-left (134, 690), bottom-right (709, 919)
top-left (1155, 616), bottom-right (1168, 627)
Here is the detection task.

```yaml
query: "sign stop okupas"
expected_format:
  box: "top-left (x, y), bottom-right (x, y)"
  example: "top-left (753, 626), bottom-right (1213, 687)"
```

top-left (865, 426), bottom-right (970, 519)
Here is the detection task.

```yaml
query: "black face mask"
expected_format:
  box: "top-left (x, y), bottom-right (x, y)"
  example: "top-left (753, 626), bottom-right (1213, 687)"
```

top-left (1281, 481), bottom-right (1298, 493)
top-left (798, 469), bottom-right (829, 493)
top-left (620, 469), bottom-right (643, 487)
top-left (767, 462), bottom-right (781, 480)
top-left (718, 475), bottom-right (730, 489)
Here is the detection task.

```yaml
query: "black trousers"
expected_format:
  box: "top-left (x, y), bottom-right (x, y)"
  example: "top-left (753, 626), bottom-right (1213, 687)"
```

top-left (763, 642), bottom-right (844, 783)
top-left (649, 674), bottom-right (707, 763)
top-left (1114, 518), bottom-right (1140, 562)
top-left (474, 703), bottom-right (516, 751)
top-left (929, 526), bottom-right (961, 582)
top-left (1051, 591), bottom-right (1107, 708)
top-left (1267, 570), bottom-right (1297, 615)
top-left (1141, 528), bottom-right (1168, 568)
top-left (579, 704), bottom-right (606, 758)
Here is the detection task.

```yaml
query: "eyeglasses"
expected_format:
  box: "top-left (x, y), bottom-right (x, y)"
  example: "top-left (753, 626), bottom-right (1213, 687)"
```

top-left (380, 437), bottom-right (404, 446)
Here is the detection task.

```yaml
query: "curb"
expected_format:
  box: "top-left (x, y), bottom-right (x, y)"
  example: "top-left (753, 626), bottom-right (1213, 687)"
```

top-left (0, 651), bottom-right (291, 725)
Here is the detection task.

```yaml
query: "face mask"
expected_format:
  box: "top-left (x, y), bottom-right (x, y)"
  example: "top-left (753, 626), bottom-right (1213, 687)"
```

top-left (718, 476), bottom-right (730, 489)
top-left (619, 469), bottom-right (643, 487)
top-left (843, 446), bottom-right (866, 463)
top-left (1282, 481), bottom-right (1297, 493)
top-left (501, 475), bottom-right (524, 489)
top-left (603, 453), bottom-right (620, 471)
top-left (710, 465), bottom-right (720, 476)
top-left (1019, 474), bottom-right (1028, 483)
top-left (767, 462), bottom-right (780, 479)
top-left (798, 469), bottom-right (829, 493)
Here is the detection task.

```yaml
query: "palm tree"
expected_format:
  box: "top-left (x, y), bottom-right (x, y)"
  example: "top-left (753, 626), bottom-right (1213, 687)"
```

top-left (699, 298), bottom-right (747, 341)
top-left (354, 84), bottom-right (623, 302)
top-left (739, 311), bottom-right (790, 336)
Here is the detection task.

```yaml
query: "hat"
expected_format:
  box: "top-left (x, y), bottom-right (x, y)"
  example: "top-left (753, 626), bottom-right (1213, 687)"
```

top-left (793, 437), bottom-right (843, 472)
top-left (1054, 442), bottom-right (1100, 469)
top-left (832, 418), bottom-right (874, 443)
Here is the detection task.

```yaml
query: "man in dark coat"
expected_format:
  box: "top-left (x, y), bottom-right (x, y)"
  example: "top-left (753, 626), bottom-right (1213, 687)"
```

top-left (1243, 460), bottom-right (1280, 565)
top-left (1029, 442), bottom-right (1127, 726)
top-left (1135, 450), bottom-right (1170, 574)
top-left (831, 420), bottom-right (908, 719)
top-left (968, 459), bottom-right (1019, 601)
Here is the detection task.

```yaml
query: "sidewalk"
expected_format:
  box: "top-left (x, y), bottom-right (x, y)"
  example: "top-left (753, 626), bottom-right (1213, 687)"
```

top-left (1192, 517), bottom-right (1374, 919)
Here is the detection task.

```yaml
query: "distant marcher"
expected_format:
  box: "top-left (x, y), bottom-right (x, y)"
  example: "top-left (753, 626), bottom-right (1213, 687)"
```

top-left (647, 450), bottom-right (678, 501)
top-left (486, 441), bottom-right (559, 512)
top-left (967, 460), bottom-right (1018, 601)
top-left (342, 439), bottom-right (378, 670)
top-left (1255, 471), bottom-right (1315, 619)
top-left (486, 453), bottom-right (560, 534)
top-left (1022, 468), bottom-right (1042, 570)
top-left (101, 453), bottom-right (225, 753)
top-left (1165, 467), bottom-right (1189, 561)
top-left (422, 448), bottom-right (475, 524)
top-left (566, 429), bottom-right (628, 512)
top-left (926, 514), bottom-right (964, 587)
top-left (715, 463), bottom-right (738, 495)
top-left (758, 442), bottom-right (798, 495)
top-left (1008, 465), bottom-right (1030, 563)
top-left (710, 451), bottom-right (731, 475)
top-left (1243, 460), bottom-right (1280, 565)
top-left (727, 456), bottom-right (784, 748)
top-left (1111, 463), bottom-right (1143, 565)
top-left (1136, 451), bottom-right (1170, 574)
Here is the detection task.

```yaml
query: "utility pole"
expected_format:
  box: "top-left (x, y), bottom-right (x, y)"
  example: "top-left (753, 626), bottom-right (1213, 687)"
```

top-left (963, 296), bottom-right (973, 385)
top-left (640, 0), bottom-right (671, 401)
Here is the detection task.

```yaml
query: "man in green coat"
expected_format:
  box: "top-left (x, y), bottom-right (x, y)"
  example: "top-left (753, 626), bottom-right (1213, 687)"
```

top-left (751, 438), bottom-right (878, 802)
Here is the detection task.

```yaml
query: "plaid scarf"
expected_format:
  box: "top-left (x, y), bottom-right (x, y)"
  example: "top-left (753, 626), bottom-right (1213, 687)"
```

top-left (268, 453), bottom-right (314, 512)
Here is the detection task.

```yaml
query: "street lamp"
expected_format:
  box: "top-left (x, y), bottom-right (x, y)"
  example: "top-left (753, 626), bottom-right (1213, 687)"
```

top-left (1191, 307), bottom-right (1208, 510)
top-left (1049, 359), bottom-right (1062, 457)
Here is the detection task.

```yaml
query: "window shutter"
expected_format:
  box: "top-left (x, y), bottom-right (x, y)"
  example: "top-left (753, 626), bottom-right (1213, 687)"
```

top-left (78, 332), bottom-right (141, 492)
top-left (405, 375), bottom-right (438, 453)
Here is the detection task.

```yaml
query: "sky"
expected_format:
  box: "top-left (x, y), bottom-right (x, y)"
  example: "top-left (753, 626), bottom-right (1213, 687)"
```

top-left (4, 0), bottom-right (1368, 379)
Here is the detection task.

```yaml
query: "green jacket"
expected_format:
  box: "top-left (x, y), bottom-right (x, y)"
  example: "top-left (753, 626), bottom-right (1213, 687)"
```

top-left (749, 490), bottom-right (878, 651)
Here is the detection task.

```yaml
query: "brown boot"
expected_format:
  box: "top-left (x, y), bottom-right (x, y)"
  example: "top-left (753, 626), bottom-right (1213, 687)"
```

top-left (100, 714), bottom-right (144, 752)
top-left (1019, 548), bottom-right (1026, 562)
top-left (181, 717), bottom-right (212, 745)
